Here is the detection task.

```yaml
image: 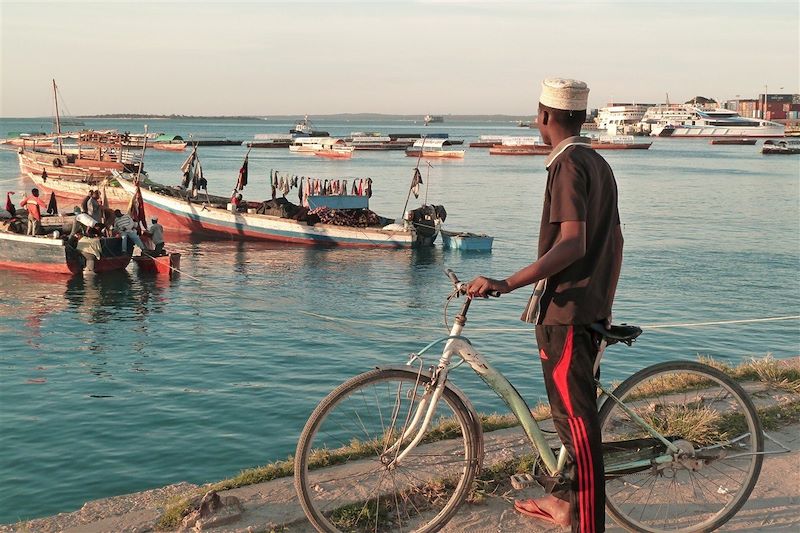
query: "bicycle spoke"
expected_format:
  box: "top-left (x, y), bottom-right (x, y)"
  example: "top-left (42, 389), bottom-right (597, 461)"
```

top-left (600, 363), bottom-right (762, 532)
top-left (296, 370), bottom-right (475, 532)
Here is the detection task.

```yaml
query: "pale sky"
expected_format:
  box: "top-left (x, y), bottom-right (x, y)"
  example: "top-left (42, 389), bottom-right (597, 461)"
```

top-left (1, 0), bottom-right (798, 117)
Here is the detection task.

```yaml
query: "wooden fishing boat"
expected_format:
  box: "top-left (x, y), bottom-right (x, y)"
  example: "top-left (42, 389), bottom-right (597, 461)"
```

top-left (115, 172), bottom-right (443, 249)
top-left (405, 139), bottom-right (465, 159)
top-left (469, 135), bottom-right (507, 148)
top-left (27, 171), bottom-right (136, 211)
top-left (590, 135), bottom-right (652, 150)
top-left (17, 82), bottom-right (145, 181)
top-left (2, 134), bottom-right (54, 147)
top-left (246, 134), bottom-right (293, 148)
top-left (710, 138), bottom-right (758, 145)
top-left (314, 140), bottom-right (354, 159)
top-left (132, 252), bottom-right (181, 276)
top-left (489, 145), bottom-right (551, 155)
top-left (151, 142), bottom-right (187, 152)
top-left (0, 215), bottom-right (133, 274)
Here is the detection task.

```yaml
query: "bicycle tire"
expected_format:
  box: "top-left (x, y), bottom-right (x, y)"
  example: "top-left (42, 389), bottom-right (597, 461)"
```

top-left (295, 368), bottom-right (481, 533)
top-left (598, 361), bottom-right (763, 533)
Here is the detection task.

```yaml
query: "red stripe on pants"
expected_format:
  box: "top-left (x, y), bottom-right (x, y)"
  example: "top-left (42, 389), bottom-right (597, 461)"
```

top-left (553, 325), bottom-right (575, 416)
top-left (569, 417), bottom-right (596, 533)
top-left (577, 417), bottom-right (596, 533)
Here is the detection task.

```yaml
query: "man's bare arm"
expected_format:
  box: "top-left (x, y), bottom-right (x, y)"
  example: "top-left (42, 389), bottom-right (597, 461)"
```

top-left (466, 220), bottom-right (586, 297)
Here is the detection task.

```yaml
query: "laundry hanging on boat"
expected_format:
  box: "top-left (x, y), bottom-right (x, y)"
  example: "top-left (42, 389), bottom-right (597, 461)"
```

top-left (46, 192), bottom-right (58, 215)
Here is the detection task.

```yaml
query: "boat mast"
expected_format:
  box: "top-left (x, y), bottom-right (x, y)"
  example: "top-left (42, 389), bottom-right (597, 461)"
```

top-left (136, 124), bottom-right (149, 182)
top-left (53, 79), bottom-right (64, 155)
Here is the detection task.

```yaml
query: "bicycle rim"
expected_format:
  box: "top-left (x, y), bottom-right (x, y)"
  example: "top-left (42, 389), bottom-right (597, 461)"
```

top-left (295, 368), bottom-right (479, 533)
top-left (599, 361), bottom-right (763, 533)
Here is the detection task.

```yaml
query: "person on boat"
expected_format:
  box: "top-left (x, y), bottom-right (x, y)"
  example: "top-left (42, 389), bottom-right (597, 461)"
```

top-left (113, 209), bottom-right (146, 251)
top-left (19, 188), bottom-right (47, 236)
top-left (146, 216), bottom-right (165, 255)
top-left (81, 190), bottom-right (92, 212)
top-left (467, 78), bottom-right (623, 533)
top-left (231, 193), bottom-right (246, 212)
top-left (83, 189), bottom-right (102, 224)
top-left (41, 168), bottom-right (48, 182)
top-left (76, 226), bottom-right (103, 262)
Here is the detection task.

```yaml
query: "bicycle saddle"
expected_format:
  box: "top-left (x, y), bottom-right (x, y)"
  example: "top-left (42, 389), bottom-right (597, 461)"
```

top-left (589, 323), bottom-right (643, 346)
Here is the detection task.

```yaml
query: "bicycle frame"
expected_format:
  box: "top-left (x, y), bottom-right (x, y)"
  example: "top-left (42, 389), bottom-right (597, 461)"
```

top-left (390, 294), bottom-right (681, 478)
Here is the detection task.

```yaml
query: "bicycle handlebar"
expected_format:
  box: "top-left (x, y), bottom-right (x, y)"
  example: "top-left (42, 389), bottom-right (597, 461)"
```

top-left (444, 269), bottom-right (501, 298)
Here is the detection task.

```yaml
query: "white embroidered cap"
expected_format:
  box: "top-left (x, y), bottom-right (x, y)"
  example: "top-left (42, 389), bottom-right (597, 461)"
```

top-left (539, 78), bottom-right (589, 111)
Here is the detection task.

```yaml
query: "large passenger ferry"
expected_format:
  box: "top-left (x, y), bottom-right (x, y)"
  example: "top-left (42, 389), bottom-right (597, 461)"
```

top-left (641, 105), bottom-right (785, 138)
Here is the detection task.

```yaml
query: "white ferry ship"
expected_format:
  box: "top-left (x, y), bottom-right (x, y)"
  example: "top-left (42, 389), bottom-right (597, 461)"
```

top-left (641, 105), bottom-right (785, 138)
top-left (596, 103), bottom-right (654, 134)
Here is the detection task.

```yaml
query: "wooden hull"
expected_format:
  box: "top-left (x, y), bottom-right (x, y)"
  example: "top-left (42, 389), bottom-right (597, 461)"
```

top-left (246, 141), bottom-right (291, 148)
top-left (27, 172), bottom-right (131, 210)
top-left (590, 142), bottom-right (652, 150)
top-left (132, 252), bottom-right (180, 275)
top-left (18, 150), bottom-right (123, 180)
top-left (405, 150), bottom-right (465, 158)
top-left (314, 149), bottom-right (353, 159)
top-left (0, 232), bottom-right (132, 275)
top-left (3, 138), bottom-right (54, 147)
top-left (117, 177), bottom-right (427, 248)
top-left (489, 146), bottom-right (551, 155)
top-left (151, 142), bottom-right (187, 151)
top-left (710, 139), bottom-right (758, 145)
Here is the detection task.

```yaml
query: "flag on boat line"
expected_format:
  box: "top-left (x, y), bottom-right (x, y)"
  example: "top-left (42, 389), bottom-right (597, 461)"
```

top-left (5, 192), bottom-right (16, 217)
top-left (180, 147), bottom-right (197, 189)
top-left (127, 183), bottom-right (148, 231)
top-left (411, 167), bottom-right (423, 199)
top-left (236, 154), bottom-right (248, 191)
top-left (46, 192), bottom-right (58, 215)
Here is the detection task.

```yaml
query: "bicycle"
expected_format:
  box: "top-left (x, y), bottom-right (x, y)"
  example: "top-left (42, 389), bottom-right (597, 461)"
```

top-left (294, 270), bottom-right (763, 533)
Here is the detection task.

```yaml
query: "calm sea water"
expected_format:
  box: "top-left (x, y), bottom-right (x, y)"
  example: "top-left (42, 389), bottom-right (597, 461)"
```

top-left (0, 117), bottom-right (798, 523)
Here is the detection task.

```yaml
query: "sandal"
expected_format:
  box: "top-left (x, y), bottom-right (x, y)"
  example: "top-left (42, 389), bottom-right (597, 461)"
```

top-left (514, 499), bottom-right (571, 528)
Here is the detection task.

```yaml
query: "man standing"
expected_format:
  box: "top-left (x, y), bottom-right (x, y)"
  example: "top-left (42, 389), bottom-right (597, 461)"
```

top-left (86, 189), bottom-right (102, 223)
top-left (19, 188), bottom-right (47, 235)
top-left (467, 78), bottom-right (623, 533)
top-left (147, 216), bottom-right (165, 255)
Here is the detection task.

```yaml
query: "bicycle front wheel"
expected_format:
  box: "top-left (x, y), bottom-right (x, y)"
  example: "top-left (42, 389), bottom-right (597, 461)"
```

top-left (294, 368), bottom-right (481, 533)
top-left (599, 361), bottom-right (763, 533)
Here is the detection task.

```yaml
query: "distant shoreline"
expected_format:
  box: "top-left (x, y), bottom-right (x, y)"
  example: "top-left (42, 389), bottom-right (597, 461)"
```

top-left (1, 113), bottom-right (533, 122)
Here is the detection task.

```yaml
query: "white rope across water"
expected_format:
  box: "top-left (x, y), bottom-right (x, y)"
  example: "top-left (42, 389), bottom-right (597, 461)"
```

top-left (149, 259), bottom-right (800, 333)
top-left (297, 310), bottom-right (800, 333)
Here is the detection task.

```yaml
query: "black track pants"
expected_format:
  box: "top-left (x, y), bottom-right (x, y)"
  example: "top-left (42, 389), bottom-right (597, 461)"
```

top-left (536, 324), bottom-right (605, 533)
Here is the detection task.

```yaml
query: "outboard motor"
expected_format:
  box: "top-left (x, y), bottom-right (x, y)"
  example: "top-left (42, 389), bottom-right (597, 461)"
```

top-left (406, 204), bottom-right (447, 247)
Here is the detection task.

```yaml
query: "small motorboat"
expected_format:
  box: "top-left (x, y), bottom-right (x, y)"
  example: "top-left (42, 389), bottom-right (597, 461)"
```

top-left (441, 230), bottom-right (494, 252)
top-left (762, 139), bottom-right (800, 154)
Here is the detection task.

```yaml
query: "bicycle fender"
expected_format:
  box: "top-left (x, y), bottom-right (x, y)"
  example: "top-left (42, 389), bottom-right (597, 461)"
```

top-left (376, 364), bottom-right (485, 472)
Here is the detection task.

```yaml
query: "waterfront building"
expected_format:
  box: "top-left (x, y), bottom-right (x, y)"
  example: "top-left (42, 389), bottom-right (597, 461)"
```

top-left (755, 94), bottom-right (800, 121)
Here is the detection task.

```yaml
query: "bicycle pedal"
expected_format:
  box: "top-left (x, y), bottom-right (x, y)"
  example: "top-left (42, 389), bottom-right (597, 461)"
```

top-left (510, 473), bottom-right (536, 490)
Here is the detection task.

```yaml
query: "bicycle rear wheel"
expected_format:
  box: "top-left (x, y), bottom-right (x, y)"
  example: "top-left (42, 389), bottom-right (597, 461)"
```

top-left (294, 368), bottom-right (481, 533)
top-left (599, 361), bottom-right (763, 533)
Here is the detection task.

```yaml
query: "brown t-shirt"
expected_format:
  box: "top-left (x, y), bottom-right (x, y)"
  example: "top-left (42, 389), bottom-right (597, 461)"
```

top-left (524, 136), bottom-right (623, 325)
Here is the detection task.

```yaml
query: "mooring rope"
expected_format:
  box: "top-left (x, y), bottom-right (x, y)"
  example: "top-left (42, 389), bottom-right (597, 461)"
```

top-left (297, 310), bottom-right (800, 333)
top-left (139, 258), bottom-right (800, 334)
